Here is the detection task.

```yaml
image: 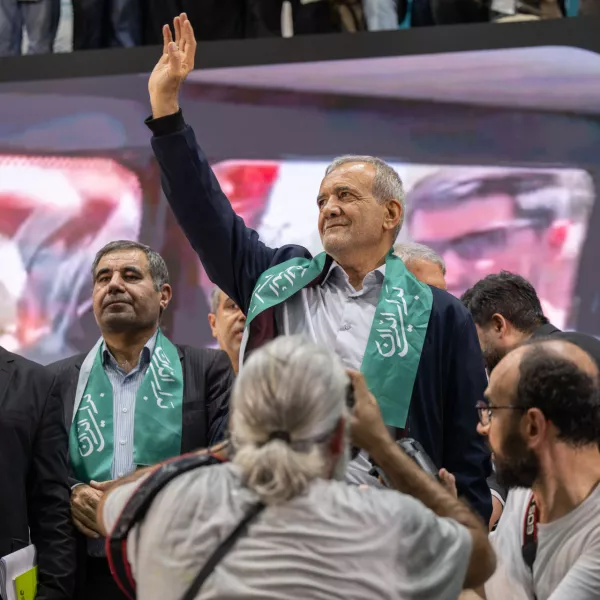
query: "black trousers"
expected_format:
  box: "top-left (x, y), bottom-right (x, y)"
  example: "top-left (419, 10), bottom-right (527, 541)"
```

top-left (75, 556), bottom-right (128, 600)
top-left (143, 0), bottom-right (246, 44)
top-left (142, 0), bottom-right (342, 44)
top-left (72, 0), bottom-right (142, 49)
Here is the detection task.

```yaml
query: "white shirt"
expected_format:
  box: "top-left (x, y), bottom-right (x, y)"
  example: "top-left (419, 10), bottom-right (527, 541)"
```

top-left (485, 485), bottom-right (600, 600)
top-left (240, 262), bottom-right (385, 371)
top-left (103, 462), bottom-right (472, 600)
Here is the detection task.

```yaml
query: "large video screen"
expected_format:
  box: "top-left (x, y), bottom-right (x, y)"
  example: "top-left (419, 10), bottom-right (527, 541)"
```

top-left (1, 44), bottom-right (599, 363)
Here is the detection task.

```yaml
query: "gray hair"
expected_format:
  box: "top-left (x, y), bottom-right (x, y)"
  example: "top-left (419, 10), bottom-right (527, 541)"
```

top-left (210, 287), bottom-right (223, 315)
top-left (231, 336), bottom-right (349, 505)
top-left (325, 155), bottom-right (406, 237)
top-left (394, 242), bottom-right (446, 276)
top-left (91, 240), bottom-right (170, 291)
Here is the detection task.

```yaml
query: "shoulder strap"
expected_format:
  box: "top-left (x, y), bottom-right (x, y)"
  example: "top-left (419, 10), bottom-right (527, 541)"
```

top-left (521, 493), bottom-right (539, 599)
top-left (180, 502), bottom-right (266, 600)
top-left (106, 452), bottom-right (224, 600)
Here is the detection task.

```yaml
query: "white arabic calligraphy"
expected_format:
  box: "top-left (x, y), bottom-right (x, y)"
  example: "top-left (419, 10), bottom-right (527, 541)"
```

top-left (77, 393), bottom-right (105, 457)
top-left (148, 346), bottom-right (176, 408)
top-left (250, 264), bottom-right (308, 314)
top-left (374, 286), bottom-right (410, 358)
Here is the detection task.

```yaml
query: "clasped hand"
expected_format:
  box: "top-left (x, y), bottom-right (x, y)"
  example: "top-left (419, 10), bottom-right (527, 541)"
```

top-left (71, 480), bottom-right (114, 538)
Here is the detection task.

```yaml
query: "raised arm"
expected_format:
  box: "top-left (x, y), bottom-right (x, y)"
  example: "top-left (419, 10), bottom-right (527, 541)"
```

top-left (147, 14), bottom-right (279, 313)
top-left (349, 371), bottom-right (496, 591)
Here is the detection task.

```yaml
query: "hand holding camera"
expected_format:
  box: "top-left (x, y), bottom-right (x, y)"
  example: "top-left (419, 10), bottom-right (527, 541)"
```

top-left (346, 370), bottom-right (393, 456)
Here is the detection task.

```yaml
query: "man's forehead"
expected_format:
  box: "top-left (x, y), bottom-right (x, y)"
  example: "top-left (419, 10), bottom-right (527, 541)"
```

top-left (488, 350), bottom-right (521, 398)
top-left (96, 249), bottom-right (148, 271)
top-left (320, 162), bottom-right (376, 188)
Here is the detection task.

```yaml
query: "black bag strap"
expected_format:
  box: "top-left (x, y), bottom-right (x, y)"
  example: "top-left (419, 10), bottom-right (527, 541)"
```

top-left (107, 452), bottom-right (225, 600)
top-left (180, 502), bottom-right (266, 600)
top-left (521, 493), bottom-right (538, 600)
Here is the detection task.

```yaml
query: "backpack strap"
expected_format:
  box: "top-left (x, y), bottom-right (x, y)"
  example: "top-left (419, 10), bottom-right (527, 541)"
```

top-left (106, 451), bottom-right (225, 600)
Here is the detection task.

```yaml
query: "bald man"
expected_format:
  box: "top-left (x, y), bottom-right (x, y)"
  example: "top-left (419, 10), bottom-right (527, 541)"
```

top-left (476, 339), bottom-right (600, 600)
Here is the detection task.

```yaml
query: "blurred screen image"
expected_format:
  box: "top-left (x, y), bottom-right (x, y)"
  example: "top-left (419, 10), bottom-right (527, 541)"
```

top-left (1, 45), bottom-right (599, 361)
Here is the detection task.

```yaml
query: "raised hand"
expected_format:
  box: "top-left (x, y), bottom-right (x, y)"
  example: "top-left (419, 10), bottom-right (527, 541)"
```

top-left (149, 13), bottom-right (197, 119)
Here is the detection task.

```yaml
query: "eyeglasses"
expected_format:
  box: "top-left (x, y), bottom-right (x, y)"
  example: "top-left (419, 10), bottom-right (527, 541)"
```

top-left (476, 401), bottom-right (526, 426)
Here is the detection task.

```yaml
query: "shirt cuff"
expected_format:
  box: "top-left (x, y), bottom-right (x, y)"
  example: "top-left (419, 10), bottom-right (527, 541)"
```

top-left (144, 109), bottom-right (186, 137)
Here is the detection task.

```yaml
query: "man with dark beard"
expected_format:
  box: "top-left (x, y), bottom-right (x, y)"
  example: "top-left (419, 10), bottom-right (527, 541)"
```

top-left (475, 339), bottom-right (600, 600)
top-left (461, 271), bottom-right (600, 374)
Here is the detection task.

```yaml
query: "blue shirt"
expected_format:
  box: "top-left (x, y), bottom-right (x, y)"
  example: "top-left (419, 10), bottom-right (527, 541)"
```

top-left (88, 329), bottom-right (157, 557)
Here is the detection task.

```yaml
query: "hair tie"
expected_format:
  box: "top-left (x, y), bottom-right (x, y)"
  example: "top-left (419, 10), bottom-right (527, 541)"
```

top-left (267, 431), bottom-right (291, 444)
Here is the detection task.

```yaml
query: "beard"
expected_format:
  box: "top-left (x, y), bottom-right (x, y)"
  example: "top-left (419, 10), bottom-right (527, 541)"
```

top-left (483, 344), bottom-right (507, 374)
top-left (494, 429), bottom-right (540, 489)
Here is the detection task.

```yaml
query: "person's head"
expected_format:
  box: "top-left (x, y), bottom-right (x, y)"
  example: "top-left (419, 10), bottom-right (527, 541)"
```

top-left (394, 242), bottom-right (447, 290)
top-left (208, 287), bottom-right (246, 373)
top-left (407, 169), bottom-right (569, 298)
top-left (91, 240), bottom-right (172, 336)
top-left (230, 336), bottom-right (350, 505)
top-left (480, 339), bottom-right (600, 489)
top-left (461, 271), bottom-right (548, 373)
top-left (318, 156), bottom-right (404, 264)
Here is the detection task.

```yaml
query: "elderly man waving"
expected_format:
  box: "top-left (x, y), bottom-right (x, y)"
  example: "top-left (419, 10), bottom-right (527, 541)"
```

top-left (144, 13), bottom-right (492, 520)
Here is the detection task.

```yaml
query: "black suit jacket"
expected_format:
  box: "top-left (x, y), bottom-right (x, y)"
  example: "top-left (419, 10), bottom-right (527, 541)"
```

top-left (145, 111), bottom-right (492, 521)
top-left (531, 323), bottom-right (600, 366)
top-left (0, 347), bottom-right (75, 600)
top-left (48, 344), bottom-right (234, 474)
top-left (47, 343), bottom-right (233, 597)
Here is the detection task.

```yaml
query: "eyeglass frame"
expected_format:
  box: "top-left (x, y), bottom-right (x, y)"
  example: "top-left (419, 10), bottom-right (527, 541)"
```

top-left (476, 400), bottom-right (527, 426)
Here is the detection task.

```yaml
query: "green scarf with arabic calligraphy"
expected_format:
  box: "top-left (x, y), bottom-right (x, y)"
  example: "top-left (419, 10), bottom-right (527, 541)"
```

top-left (246, 251), bottom-right (433, 428)
top-left (68, 330), bottom-right (183, 483)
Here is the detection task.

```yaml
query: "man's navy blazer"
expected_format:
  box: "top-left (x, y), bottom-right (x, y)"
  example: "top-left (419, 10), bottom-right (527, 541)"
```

top-left (146, 111), bottom-right (492, 521)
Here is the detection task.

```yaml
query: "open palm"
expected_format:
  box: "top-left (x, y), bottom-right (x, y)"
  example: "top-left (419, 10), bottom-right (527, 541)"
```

top-left (148, 13), bottom-right (197, 115)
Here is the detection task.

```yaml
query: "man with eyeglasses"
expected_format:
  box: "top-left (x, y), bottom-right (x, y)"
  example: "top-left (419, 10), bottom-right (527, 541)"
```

top-left (470, 338), bottom-right (600, 600)
top-left (406, 168), bottom-right (581, 329)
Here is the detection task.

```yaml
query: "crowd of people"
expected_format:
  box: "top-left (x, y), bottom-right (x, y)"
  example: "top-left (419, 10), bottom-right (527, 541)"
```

top-left (2, 12), bottom-right (600, 600)
top-left (0, 0), bottom-right (597, 57)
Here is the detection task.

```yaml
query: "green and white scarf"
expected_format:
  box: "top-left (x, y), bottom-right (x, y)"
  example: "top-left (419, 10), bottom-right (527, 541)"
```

top-left (68, 330), bottom-right (183, 483)
top-left (246, 250), bottom-right (433, 429)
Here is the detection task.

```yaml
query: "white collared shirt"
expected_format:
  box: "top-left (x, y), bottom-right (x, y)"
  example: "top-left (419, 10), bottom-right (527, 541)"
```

top-left (241, 262), bottom-right (386, 370)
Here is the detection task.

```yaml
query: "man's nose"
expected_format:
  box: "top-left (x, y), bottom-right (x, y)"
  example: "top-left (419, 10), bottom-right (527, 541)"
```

top-left (321, 195), bottom-right (342, 217)
top-left (107, 274), bottom-right (126, 292)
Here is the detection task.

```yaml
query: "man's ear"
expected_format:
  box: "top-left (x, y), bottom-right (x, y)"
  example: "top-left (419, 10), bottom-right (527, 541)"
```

top-left (207, 313), bottom-right (218, 339)
top-left (384, 199), bottom-right (402, 234)
top-left (522, 407), bottom-right (548, 450)
top-left (159, 284), bottom-right (173, 312)
top-left (491, 313), bottom-right (510, 338)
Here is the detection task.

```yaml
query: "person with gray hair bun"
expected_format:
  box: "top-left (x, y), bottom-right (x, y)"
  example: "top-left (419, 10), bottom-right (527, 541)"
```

top-left (231, 336), bottom-right (351, 503)
top-left (99, 335), bottom-right (496, 599)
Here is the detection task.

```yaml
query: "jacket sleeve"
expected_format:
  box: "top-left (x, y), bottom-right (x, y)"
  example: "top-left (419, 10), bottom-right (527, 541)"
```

top-left (27, 378), bottom-right (76, 600)
top-left (147, 111), bottom-right (278, 314)
top-left (443, 314), bottom-right (492, 523)
top-left (204, 350), bottom-right (235, 445)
